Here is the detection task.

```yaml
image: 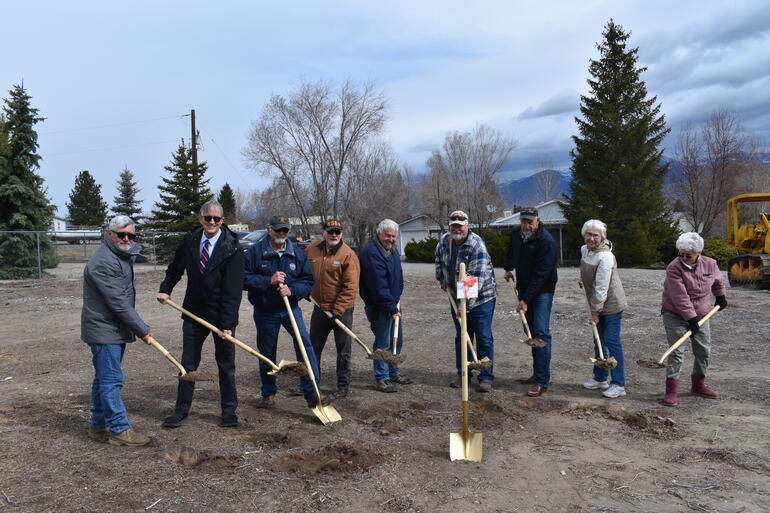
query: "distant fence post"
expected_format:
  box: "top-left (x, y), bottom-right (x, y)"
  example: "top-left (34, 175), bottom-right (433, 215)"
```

top-left (35, 231), bottom-right (42, 279)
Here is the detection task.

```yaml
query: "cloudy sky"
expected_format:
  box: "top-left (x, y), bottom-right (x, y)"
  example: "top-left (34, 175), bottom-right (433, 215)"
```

top-left (3, 1), bottom-right (769, 216)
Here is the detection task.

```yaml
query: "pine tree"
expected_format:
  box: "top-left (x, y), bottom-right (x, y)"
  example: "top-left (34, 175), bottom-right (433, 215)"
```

top-left (112, 167), bottom-right (143, 223)
top-left (147, 140), bottom-right (212, 232)
top-left (563, 20), bottom-right (677, 265)
top-left (217, 182), bottom-right (237, 224)
top-left (67, 170), bottom-right (108, 226)
top-left (0, 84), bottom-right (56, 278)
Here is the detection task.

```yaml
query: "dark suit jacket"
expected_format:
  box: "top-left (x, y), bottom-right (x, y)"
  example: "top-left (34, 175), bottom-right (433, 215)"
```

top-left (159, 225), bottom-right (244, 330)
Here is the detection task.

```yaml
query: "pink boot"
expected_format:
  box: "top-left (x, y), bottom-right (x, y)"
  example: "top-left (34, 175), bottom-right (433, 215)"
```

top-left (691, 375), bottom-right (718, 398)
top-left (664, 378), bottom-right (679, 406)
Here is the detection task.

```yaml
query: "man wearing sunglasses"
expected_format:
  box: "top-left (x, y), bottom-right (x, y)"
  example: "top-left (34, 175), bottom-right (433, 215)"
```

top-left (306, 220), bottom-right (360, 400)
top-left (157, 200), bottom-right (244, 429)
top-left (244, 215), bottom-right (323, 409)
top-left (81, 216), bottom-right (152, 446)
top-left (435, 210), bottom-right (497, 393)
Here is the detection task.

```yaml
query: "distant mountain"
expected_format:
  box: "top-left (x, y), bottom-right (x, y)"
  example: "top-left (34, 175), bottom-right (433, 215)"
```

top-left (497, 169), bottom-right (571, 207)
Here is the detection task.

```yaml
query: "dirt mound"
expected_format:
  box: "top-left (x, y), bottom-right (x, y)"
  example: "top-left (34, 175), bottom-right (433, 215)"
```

top-left (358, 401), bottom-right (433, 435)
top-left (271, 442), bottom-right (383, 474)
top-left (515, 397), bottom-right (570, 412)
top-left (247, 431), bottom-right (299, 448)
top-left (163, 446), bottom-right (242, 469)
top-left (562, 403), bottom-right (676, 434)
top-left (471, 400), bottom-right (516, 429)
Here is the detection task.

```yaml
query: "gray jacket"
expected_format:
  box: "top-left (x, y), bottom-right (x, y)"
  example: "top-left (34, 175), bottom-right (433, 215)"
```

top-left (81, 236), bottom-right (149, 344)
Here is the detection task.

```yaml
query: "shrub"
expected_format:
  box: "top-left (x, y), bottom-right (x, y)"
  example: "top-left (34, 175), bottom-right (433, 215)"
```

top-left (404, 238), bottom-right (438, 263)
top-left (475, 229), bottom-right (508, 267)
top-left (702, 237), bottom-right (738, 270)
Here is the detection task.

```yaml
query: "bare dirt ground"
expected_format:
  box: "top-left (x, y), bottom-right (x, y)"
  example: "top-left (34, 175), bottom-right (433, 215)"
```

top-left (0, 262), bottom-right (768, 513)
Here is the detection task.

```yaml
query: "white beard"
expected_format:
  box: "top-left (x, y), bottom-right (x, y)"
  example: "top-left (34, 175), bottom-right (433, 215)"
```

top-left (326, 238), bottom-right (340, 247)
top-left (273, 237), bottom-right (287, 245)
top-left (451, 233), bottom-right (466, 242)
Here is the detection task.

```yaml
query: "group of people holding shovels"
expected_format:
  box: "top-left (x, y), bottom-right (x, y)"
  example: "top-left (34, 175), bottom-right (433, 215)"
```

top-left (81, 201), bottom-right (728, 449)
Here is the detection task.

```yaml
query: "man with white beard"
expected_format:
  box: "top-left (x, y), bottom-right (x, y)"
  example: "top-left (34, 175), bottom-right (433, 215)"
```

top-left (306, 220), bottom-right (360, 401)
top-left (434, 210), bottom-right (498, 393)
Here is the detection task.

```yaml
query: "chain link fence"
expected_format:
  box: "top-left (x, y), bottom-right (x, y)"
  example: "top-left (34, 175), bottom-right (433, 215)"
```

top-left (0, 231), bottom-right (186, 279)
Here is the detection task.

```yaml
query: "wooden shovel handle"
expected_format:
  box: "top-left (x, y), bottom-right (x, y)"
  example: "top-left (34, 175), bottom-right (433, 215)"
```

top-left (658, 305), bottom-right (721, 364)
top-left (446, 290), bottom-right (481, 362)
top-left (509, 280), bottom-right (534, 339)
top-left (163, 299), bottom-right (279, 370)
top-left (591, 323), bottom-right (606, 360)
top-left (308, 297), bottom-right (373, 356)
top-left (391, 302), bottom-right (401, 355)
top-left (459, 264), bottom-right (470, 407)
top-left (147, 336), bottom-right (186, 375)
top-left (279, 286), bottom-right (323, 402)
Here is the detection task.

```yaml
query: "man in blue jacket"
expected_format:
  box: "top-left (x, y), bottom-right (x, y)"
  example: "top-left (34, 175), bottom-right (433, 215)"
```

top-left (243, 215), bottom-right (321, 408)
top-left (503, 207), bottom-right (558, 397)
top-left (359, 219), bottom-right (412, 392)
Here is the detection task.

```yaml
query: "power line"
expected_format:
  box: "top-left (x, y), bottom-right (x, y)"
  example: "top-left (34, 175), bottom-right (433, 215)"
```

top-left (46, 140), bottom-right (178, 157)
top-left (41, 114), bottom-right (188, 135)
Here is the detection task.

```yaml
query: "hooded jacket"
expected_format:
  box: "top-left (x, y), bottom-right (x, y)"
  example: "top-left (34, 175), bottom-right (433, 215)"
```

top-left (580, 240), bottom-right (627, 316)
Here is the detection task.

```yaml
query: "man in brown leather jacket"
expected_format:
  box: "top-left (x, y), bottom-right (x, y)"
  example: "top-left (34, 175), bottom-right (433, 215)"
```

top-left (306, 220), bottom-right (360, 400)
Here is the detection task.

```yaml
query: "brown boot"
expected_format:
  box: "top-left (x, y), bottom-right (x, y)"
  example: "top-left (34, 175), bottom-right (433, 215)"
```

top-left (108, 428), bottom-right (150, 447)
top-left (663, 378), bottom-right (679, 406)
top-left (691, 375), bottom-right (718, 398)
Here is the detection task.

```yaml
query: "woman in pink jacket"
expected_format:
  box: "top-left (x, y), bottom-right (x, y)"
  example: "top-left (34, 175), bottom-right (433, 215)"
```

top-left (661, 232), bottom-right (727, 406)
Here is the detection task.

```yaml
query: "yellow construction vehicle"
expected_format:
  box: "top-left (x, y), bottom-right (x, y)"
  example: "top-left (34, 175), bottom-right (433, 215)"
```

top-left (727, 193), bottom-right (770, 288)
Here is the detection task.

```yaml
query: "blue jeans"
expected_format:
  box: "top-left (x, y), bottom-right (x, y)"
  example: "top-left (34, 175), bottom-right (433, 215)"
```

top-left (365, 305), bottom-right (404, 382)
top-left (451, 298), bottom-right (495, 383)
top-left (525, 292), bottom-right (554, 388)
top-left (592, 311), bottom-right (625, 387)
top-left (254, 307), bottom-right (320, 402)
top-left (89, 343), bottom-right (130, 434)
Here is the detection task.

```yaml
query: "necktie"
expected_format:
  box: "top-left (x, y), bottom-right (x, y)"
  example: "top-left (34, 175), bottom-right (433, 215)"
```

top-left (199, 239), bottom-right (210, 275)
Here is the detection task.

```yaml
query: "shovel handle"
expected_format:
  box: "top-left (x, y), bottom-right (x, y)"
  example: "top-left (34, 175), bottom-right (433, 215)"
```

top-left (509, 280), bottom-right (534, 339)
top-left (658, 305), bottom-right (721, 364)
top-left (279, 286), bottom-right (323, 402)
top-left (591, 323), bottom-right (606, 360)
top-left (446, 290), bottom-right (481, 362)
top-left (147, 336), bottom-right (187, 375)
top-left (459, 264), bottom-right (470, 410)
top-left (163, 299), bottom-right (280, 371)
top-left (308, 297), bottom-right (373, 357)
top-left (391, 302), bottom-right (401, 355)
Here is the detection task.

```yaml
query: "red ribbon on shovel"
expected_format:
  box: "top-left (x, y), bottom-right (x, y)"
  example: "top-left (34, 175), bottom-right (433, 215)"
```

top-left (461, 275), bottom-right (478, 299)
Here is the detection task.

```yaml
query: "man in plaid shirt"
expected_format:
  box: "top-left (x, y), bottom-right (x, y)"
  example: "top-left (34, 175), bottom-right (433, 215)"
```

top-left (435, 210), bottom-right (497, 392)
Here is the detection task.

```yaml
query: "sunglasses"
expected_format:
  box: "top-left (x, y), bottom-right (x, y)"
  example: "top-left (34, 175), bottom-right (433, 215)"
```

top-left (112, 231), bottom-right (136, 241)
top-left (203, 215), bottom-right (222, 223)
top-left (326, 229), bottom-right (341, 235)
top-left (449, 216), bottom-right (467, 221)
top-left (272, 228), bottom-right (289, 234)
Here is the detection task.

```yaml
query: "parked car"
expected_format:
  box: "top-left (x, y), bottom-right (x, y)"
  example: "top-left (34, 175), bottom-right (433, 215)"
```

top-left (237, 230), bottom-right (309, 251)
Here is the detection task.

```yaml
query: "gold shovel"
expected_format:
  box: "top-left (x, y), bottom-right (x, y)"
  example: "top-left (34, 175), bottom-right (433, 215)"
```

top-left (391, 301), bottom-right (401, 356)
top-left (446, 290), bottom-right (493, 371)
top-left (147, 336), bottom-right (216, 382)
top-left (450, 263), bottom-right (483, 462)
top-left (509, 281), bottom-right (546, 348)
top-left (162, 299), bottom-right (307, 376)
top-left (637, 306), bottom-right (720, 369)
top-left (307, 297), bottom-right (405, 365)
top-left (280, 285), bottom-right (342, 425)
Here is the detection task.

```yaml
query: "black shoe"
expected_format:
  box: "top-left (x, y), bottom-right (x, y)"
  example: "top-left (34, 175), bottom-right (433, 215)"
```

top-left (307, 396), bottom-right (321, 408)
top-left (220, 414), bottom-right (238, 428)
top-left (162, 412), bottom-right (187, 428)
top-left (325, 388), bottom-right (349, 402)
top-left (288, 388), bottom-right (303, 397)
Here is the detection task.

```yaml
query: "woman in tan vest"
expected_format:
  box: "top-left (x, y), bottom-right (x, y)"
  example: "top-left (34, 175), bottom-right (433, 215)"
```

top-left (579, 219), bottom-right (627, 398)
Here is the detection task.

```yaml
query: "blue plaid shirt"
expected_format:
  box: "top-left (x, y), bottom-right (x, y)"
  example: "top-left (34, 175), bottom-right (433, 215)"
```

top-left (435, 230), bottom-right (497, 310)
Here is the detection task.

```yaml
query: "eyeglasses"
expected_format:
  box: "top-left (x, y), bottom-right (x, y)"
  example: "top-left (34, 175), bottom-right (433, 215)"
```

top-left (272, 228), bottom-right (289, 234)
top-left (326, 229), bottom-right (341, 235)
top-left (449, 215), bottom-right (467, 221)
top-left (679, 252), bottom-right (696, 259)
top-left (112, 231), bottom-right (136, 240)
top-left (203, 215), bottom-right (222, 223)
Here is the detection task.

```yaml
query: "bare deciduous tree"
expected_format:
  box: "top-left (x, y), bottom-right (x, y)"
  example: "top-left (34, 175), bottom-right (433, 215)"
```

top-left (531, 160), bottom-right (560, 204)
top-left (421, 124), bottom-right (516, 229)
top-left (671, 110), bottom-right (750, 235)
top-left (243, 80), bottom-right (387, 235)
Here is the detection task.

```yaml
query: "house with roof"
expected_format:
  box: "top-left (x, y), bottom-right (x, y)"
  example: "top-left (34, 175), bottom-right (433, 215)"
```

top-left (489, 199), bottom-right (571, 264)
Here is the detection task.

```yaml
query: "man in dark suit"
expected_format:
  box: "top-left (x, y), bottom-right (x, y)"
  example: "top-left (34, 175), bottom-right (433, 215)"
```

top-left (157, 200), bottom-right (244, 428)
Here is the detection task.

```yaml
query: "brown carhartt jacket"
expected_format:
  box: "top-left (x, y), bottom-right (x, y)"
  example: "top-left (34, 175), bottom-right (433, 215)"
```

top-left (306, 240), bottom-right (360, 315)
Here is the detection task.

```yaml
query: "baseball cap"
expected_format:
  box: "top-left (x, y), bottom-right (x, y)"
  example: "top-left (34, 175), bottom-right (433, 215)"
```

top-left (520, 207), bottom-right (538, 220)
top-left (449, 210), bottom-right (469, 226)
top-left (268, 215), bottom-right (291, 231)
top-left (323, 219), bottom-right (343, 232)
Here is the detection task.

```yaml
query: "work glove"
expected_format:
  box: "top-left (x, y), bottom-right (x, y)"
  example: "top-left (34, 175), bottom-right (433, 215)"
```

top-left (687, 316), bottom-right (701, 336)
top-left (715, 295), bottom-right (728, 311)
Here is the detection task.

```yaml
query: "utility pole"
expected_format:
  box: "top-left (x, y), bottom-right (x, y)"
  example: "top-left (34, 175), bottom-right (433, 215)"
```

top-left (190, 109), bottom-right (198, 169)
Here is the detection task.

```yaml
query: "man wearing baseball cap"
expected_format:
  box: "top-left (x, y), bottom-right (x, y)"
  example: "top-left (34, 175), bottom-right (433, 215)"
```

top-left (503, 207), bottom-right (558, 397)
top-left (306, 220), bottom-right (360, 401)
top-left (435, 210), bottom-right (497, 392)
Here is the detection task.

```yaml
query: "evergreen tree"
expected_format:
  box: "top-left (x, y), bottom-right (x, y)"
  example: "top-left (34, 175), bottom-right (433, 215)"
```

top-left (67, 170), bottom-right (108, 226)
top-left (147, 140), bottom-right (212, 232)
top-left (217, 182), bottom-right (237, 224)
top-left (0, 84), bottom-right (56, 278)
top-left (112, 167), bottom-right (143, 223)
top-left (563, 20), bottom-right (677, 265)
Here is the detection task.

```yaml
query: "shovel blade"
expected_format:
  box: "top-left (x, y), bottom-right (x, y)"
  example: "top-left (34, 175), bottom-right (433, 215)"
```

top-left (311, 404), bottom-right (342, 425)
top-left (636, 358), bottom-right (666, 369)
top-left (449, 431), bottom-right (483, 461)
top-left (270, 360), bottom-right (308, 377)
top-left (468, 357), bottom-right (493, 371)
